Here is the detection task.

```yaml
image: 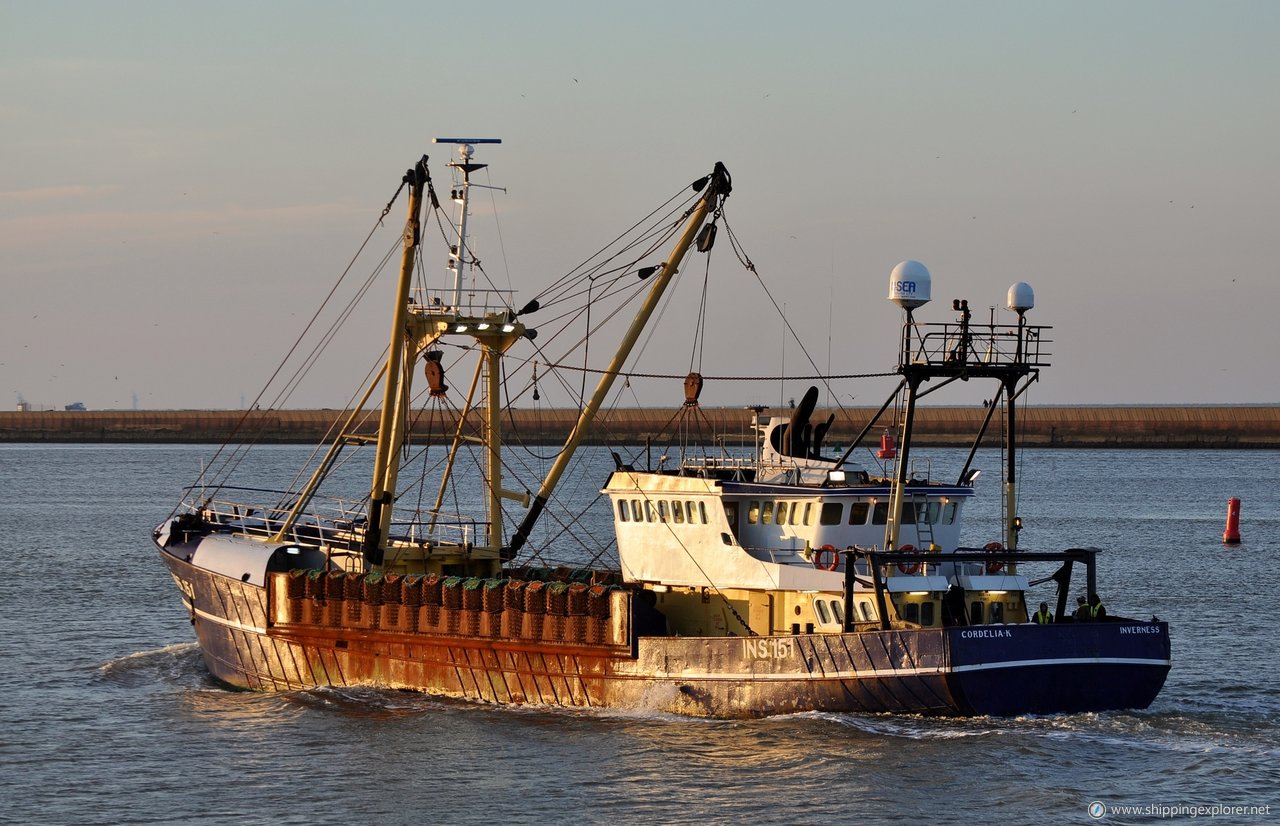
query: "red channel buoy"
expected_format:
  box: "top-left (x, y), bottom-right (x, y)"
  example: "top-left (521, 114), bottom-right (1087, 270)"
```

top-left (1223, 497), bottom-right (1242, 545)
top-left (877, 432), bottom-right (897, 459)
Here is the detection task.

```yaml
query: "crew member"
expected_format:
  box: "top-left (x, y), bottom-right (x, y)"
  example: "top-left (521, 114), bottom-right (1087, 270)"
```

top-left (1074, 596), bottom-right (1090, 622)
top-left (1032, 601), bottom-right (1054, 624)
top-left (633, 588), bottom-right (669, 636)
top-left (1088, 593), bottom-right (1107, 621)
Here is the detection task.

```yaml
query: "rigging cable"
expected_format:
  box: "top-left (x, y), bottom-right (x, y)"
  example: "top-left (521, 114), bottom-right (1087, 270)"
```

top-left (178, 179), bottom-right (414, 515)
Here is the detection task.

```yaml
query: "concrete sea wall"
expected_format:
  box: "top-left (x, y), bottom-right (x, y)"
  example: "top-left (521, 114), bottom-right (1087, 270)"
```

top-left (3, 406), bottom-right (1278, 448)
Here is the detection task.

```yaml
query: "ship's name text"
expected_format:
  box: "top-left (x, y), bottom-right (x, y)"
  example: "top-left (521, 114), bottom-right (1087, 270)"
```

top-left (960, 629), bottom-right (1012, 639)
top-left (1119, 625), bottom-right (1162, 635)
top-left (743, 638), bottom-right (796, 660)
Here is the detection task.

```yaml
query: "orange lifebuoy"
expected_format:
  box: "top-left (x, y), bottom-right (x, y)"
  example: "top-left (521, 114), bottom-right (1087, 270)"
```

top-left (984, 541), bottom-right (1004, 573)
top-left (896, 543), bottom-right (920, 574)
top-left (814, 544), bottom-right (840, 571)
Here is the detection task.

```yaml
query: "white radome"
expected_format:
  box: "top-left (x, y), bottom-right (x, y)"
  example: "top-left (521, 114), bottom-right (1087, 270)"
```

top-left (888, 260), bottom-right (932, 309)
top-left (1007, 282), bottom-right (1034, 313)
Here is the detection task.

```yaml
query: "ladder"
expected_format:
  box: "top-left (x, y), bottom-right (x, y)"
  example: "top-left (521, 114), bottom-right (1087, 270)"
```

top-left (908, 491), bottom-right (936, 550)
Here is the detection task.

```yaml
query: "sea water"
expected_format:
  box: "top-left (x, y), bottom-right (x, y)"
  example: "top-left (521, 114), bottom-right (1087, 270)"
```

top-left (1, 443), bottom-right (1277, 824)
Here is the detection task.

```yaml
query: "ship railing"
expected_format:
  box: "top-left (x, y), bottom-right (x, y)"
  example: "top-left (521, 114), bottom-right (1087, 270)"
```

top-left (743, 546), bottom-right (809, 565)
top-left (409, 287), bottom-right (517, 320)
top-left (909, 321), bottom-right (1052, 368)
top-left (845, 546), bottom-right (1099, 631)
top-left (747, 547), bottom-right (884, 577)
top-left (679, 456), bottom-right (756, 480)
top-left (182, 486), bottom-right (370, 541)
top-left (183, 487), bottom-right (488, 548)
top-left (386, 512), bottom-right (486, 548)
top-left (680, 456), bottom-right (755, 470)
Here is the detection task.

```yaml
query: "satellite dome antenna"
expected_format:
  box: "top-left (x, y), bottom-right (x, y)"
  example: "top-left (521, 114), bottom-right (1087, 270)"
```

top-left (888, 260), bottom-right (932, 312)
top-left (1007, 281), bottom-right (1034, 316)
top-left (1006, 281), bottom-right (1034, 361)
top-left (888, 260), bottom-right (931, 364)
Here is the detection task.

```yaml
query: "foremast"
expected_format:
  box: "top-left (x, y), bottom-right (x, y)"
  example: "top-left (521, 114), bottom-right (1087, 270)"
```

top-left (364, 157), bottom-right (429, 564)
top-left (508, 162), bottom-right (733, 556)
top-left (333, 151), bottom-right (729, 569)
top-left (362, 140), bottom-right (529, 569)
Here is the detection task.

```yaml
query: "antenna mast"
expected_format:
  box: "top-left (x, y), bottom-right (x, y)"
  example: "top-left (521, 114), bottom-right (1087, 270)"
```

top-left (433, 138), bottom-right (503, 310)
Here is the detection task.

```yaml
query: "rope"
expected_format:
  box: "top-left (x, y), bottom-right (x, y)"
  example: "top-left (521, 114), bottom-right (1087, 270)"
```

top-left (535, 363), bottom-right (897, 382)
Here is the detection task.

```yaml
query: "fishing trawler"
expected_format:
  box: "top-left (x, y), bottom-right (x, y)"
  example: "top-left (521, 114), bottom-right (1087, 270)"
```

top-left (154, 142), bottom-right (1170, 717)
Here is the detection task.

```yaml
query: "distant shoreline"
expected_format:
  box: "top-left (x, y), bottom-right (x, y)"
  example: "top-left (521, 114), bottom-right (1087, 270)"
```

top-left (3, 406), bottom-right (1279, 448)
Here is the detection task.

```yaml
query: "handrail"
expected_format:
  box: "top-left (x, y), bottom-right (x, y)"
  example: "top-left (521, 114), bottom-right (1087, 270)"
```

top-left (182, 487), bottom-right (485, 547)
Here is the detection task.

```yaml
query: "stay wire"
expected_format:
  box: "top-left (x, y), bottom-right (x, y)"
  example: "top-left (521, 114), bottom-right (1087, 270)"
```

top-left (183, 184), bottom-right (412, 511)
top-left (531, 184), bottom-right (696, 306)
top-left (721, 213), bottom-right (866, 427)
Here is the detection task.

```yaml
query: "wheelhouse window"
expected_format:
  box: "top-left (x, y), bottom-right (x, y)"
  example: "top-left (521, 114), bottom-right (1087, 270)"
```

top-left (859, 601), bottom-right (873, 621)
top-left (723, 501), bottom-right (738, 532)
top-left (814, 599), bottom-right (831, 625)
top-left (761, 501), bottom-right (774, 525)
top-left (820, 502), bottom-right (843, 525)
top-left (920, 602), bottom-right (935, 627)
top-left (849, 502), bottom-right (869, 525)
top-left (872, 502), bottom-right (889, 525)
top-left (697, 502), bottom-right (708, 524)
top-left (830, 599), bottom-right (844, 626)
top-left (943, 502), bottom-right (958, 525)
top-left (799, 502), bottom-right (812, 526)
top-left (631, 500), bottom-right (642, 522)
top-left (747, 501), bottom-right (760, 525)
top-left (970, 601), bottom-right (984, 624)
top-left (902, 602), bottom-right (920, 624)
top-left (990, 602), bottom-right (1004, 624)
top-left (657, 501), bottom-right (668, 523)
top-left (617, 500), bottom-right (629, 522)
top-left (672, 501), bottom-right (685, 523)
top-left (645, 500), bottom-right (656, 522)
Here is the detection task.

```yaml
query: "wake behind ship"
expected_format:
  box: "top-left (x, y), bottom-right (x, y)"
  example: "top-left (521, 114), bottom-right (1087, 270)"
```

top-left (155, 142), bottom-right (1170, 717)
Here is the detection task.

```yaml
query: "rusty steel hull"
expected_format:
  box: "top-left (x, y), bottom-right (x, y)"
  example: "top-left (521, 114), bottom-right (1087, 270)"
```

top-left (158, 549), bottom-right (1170, 718)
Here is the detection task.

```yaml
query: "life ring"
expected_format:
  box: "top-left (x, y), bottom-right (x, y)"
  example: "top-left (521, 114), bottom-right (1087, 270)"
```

top-left (896, 543), bottom-right (920, 575)
top-left (814, 544), bottom-right (840, 571)
top-left (984, 541), bottom-right (1004, 574)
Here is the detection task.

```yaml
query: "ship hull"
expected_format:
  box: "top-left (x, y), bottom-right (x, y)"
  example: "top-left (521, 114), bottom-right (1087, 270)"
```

top-left (159, 549), bottom-right (1170, 718)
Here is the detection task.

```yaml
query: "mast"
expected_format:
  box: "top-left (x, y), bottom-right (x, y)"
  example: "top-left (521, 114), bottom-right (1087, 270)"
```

top-left (360, 142), bottom-right (523, 566)
top-left (363, 157), bottom-right (428, 566)
top-left (507, 162), bottom-right (733, 556)
top-left (1003, 298), bottom-right (1033, 552)
top-left (886, 371), bottom-right (919, 551)
top-left (428, 139), bottom-right (525, 554)
top-left (438, 138), bottom-right (501, 309)
top-left (886, 268), bottom-right (1045, 559)
top-left (1004, 371), bottom-right (1019, 551)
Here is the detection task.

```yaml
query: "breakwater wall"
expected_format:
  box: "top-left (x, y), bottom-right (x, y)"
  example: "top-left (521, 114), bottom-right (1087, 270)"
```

top-left (3, 406), bottom-right (1279, 448)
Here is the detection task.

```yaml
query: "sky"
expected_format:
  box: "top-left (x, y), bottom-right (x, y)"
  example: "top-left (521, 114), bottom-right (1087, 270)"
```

top-left (3, 1), bottom-right (1278, 411)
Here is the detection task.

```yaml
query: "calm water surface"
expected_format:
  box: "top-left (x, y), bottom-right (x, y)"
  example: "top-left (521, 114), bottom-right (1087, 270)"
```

top-left (2, 444), bottom-right (1278, 824)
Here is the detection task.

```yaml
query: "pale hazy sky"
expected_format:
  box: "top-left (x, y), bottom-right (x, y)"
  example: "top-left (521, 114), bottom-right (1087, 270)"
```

top-left (3, 1), bottom-right (1278, 410)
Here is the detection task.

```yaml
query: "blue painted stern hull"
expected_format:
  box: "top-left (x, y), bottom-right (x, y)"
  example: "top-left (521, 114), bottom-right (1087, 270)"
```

top-left (945, 621), bottom-right (1171, 715)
